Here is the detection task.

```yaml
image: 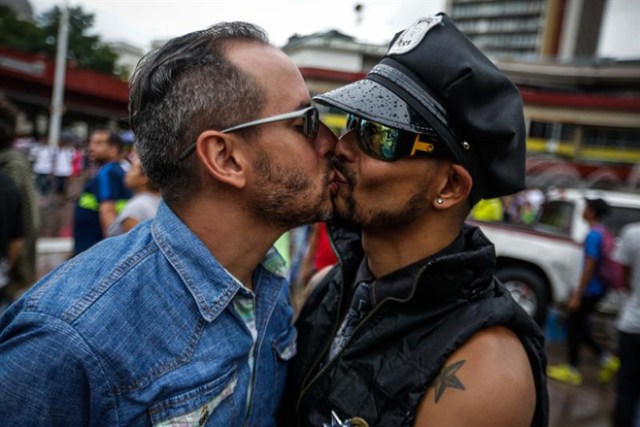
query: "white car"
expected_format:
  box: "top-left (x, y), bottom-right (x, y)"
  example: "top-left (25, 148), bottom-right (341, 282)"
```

top-left (470, 188), bottom-right (640, 324)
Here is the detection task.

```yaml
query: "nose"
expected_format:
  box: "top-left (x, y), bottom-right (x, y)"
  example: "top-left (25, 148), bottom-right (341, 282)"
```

top-left (314, 122), bottom-right (337, 158)
top-left (335, 129), bottom-right (357, 163)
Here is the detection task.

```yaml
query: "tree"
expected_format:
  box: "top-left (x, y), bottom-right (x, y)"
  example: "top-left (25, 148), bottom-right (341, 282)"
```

top-left (0, 6), bottom-right (47, 53)
top-left (40, 6), bottom-right (117, 75)
top-left (0, 5), bottom-right (118, 75)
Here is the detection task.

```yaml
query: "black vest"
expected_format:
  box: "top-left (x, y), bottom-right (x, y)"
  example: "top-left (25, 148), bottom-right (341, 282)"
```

top-left (280, 225), bottom-right (549, 427)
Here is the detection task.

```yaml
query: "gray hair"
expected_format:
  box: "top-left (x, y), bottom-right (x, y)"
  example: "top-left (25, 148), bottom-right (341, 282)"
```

top-left (129, 22), bottom-right (270, 205)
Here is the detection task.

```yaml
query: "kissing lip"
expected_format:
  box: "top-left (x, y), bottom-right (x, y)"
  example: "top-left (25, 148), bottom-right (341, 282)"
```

top-left (331, 165), bottom-right (348, 185)
top-left (329, 157), bottom-right (349, 185)
top-left (334, 171), bottom-right (348, 185)
top-left (327, 170), bottom-right (339, 194)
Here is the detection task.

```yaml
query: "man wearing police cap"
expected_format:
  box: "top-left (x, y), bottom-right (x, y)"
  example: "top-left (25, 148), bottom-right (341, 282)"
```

top-left (280, 14), bottom-right (548, 427)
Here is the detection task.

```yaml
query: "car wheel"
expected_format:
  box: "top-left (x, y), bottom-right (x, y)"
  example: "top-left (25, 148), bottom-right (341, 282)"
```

top-left (496, 266), bottom-right (548, 325)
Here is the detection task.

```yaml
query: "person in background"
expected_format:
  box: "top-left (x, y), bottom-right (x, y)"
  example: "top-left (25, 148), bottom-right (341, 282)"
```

top-left (0, 169), bottom-right (24, 311)
top-left (612, 222), bottom-right (640, 427)
top-left (107, 154), bottom-right (161, 236)
top-left (469, 197), bottom-right (504, 222)
top-left (72, 130), bottom-right (132, 255)
top-left (547, 198), bottom-right (619, 385)
top-left (52, 137), bottom-right (75, 201)
top-left (0, 93), bottom-right (39, 305)
top-left (0, 21), bottom-right (336, 426)
top-left (297, 222), bottom-right (338, 287)
top-left (292, 222), bottom-right (338, 316)
top-left (281, 13), bottom-right (547, 427)
top-left (31, 138), bottom-right (55, 200)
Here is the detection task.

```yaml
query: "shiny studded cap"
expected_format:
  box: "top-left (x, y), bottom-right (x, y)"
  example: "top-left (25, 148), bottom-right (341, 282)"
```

top-left (314, 13), bottom-right (526, 204)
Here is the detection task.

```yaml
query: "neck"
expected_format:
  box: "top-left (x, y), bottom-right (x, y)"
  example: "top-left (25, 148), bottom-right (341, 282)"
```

top-left (362, 212), bottom-right (460, 278)
top-left (136, 187), bottom-right (160, 196)
top-left (173, 195), bottom-right (287, 291)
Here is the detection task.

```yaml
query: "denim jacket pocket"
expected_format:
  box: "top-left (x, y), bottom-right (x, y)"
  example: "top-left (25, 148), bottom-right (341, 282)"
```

top-left (149, 364), bottom-right (238, 427)
top-left (273, 325), bottom-right (297, 361)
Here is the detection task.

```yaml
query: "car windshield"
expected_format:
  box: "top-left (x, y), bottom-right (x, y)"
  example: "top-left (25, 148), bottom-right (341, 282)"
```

top-left (603, 206), bottom-right (640, 236)
top-left (535, 199), bottom-right (640, 237)
top-left (535, 200), bottom-right (573, 236)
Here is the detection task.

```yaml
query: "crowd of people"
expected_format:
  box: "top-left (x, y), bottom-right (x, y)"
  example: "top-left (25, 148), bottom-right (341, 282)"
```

top-left (0, 104), bottom-right (161, 309)
top-left (0, 13), bottom-right (637, 427)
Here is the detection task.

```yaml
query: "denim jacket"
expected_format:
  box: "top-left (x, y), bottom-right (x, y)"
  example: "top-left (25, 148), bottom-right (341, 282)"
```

top-left (0, 202), bottom-right (297, 426)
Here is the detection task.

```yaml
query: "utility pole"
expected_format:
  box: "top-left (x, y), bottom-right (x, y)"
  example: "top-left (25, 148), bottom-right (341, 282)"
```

top-left (48, 0), bottom-right (69, 148)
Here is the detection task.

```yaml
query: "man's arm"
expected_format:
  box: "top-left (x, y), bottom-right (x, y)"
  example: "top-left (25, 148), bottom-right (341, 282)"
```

top-left (613, 226), bottom-right (635, 291)
top-left (414, 326), bottom-right (536, 427)
top-left (97, 164), bottom-right (128, 236)
top-left (7, 238), bottom-right (24, 268)
top-left (0, 313), bottom-right (115, 425)
top-left (568, 256), bottom-right (597, 311)
top-left (569, 230), bottom-right (601, 311)
top-left (99, 200), bottom-right (118, 236)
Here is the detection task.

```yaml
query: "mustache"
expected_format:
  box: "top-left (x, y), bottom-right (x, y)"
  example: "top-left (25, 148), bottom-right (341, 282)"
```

top-left (329, 156), bottom-right (354, 187)
top-left (329, 156), bottom-right (347, 175)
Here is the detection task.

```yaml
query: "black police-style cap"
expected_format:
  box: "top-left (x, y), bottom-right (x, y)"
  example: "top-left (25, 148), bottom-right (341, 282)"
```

top-left (314, 13), bottom-right (526, 204)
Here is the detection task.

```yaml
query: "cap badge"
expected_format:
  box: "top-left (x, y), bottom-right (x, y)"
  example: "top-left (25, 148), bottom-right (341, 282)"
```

top-left (388, 15), bottom-right (442, 55)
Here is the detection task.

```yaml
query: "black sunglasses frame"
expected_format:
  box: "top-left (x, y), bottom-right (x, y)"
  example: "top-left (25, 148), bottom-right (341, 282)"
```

top-left (178, 106), bottom-right (319, 160)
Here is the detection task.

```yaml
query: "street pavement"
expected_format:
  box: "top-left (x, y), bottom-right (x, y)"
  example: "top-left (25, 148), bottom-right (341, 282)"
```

top-left (546, 311), bottom-right (639, 427)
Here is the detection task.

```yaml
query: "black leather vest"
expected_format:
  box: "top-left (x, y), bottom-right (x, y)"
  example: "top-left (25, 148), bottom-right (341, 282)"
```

top-left (280, 225), bottom-right (549, 427)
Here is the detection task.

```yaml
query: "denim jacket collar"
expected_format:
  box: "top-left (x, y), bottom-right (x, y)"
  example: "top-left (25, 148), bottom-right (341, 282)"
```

top-left (151, 202), bottom-right (286, 322)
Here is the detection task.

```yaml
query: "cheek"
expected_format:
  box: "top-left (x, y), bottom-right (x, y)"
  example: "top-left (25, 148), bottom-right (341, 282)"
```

top-left (354, 161), bottom-right (432, 198)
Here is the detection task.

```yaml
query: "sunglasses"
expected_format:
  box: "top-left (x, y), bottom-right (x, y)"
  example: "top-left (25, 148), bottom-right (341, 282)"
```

top-left (179, 106), bottom-right (319, 160)
top-left (345, 114), bottom-right (444, 162)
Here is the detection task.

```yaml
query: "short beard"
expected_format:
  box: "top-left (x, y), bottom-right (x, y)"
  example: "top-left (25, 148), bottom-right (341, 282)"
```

top-left (250, 148), bottom-right (332, 228)
top-left (331, 157), bottom-right (430, 230)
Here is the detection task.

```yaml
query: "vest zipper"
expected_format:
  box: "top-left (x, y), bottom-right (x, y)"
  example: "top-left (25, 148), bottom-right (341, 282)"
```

top-left (295, 260), bottom-right (433, 422)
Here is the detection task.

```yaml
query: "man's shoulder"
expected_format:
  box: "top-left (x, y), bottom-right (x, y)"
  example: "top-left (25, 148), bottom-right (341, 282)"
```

top-left (305, 266), bottom-right (341, 308)
top-left (97, 161), bottom-right (126, 178)
top-left (415, 326), bottom-right (536, 427)
top-left (586, 227), bottom-right (604, 238)
top-left (17, 225), bottom-right (163, 323)
top-left (620, 223), bottom-right (640, 240)
top-left (0, 169), bottom-right (18, 193)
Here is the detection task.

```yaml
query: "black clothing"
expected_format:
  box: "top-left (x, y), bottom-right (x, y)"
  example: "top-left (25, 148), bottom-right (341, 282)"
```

top-left (613, 331), bottom-right (640, 427)
top-left (567, 294), bottom-right (604, 367)
top-left (328, 234), bottom-right (466, 363)
top-left (281, 224), bottom-right (548, 427)
top-left (0, 169), bottom-right (24, 291)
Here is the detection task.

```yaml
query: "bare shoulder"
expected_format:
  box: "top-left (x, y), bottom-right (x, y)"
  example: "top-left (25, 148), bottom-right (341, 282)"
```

top-left (414, 326), bottom-right (536, 427)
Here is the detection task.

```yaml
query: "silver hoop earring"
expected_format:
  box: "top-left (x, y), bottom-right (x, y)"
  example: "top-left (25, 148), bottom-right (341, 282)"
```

top-left (436, 198), bottom-right (444, 205)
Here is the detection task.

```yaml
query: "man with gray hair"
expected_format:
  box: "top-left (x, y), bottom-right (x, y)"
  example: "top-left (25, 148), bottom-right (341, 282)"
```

top-left (0, 22), bottom-right (336, 426)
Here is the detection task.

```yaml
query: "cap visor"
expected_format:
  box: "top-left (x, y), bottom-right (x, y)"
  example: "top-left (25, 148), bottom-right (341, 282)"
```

top-left (314, 78), bottom-right (433, 135)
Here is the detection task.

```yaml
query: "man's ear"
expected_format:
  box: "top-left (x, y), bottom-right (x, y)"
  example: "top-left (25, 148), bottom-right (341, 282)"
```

top-left (433, 163), bottom-right (472, 209)
top-left (195, 130), bottom-right (247, 189)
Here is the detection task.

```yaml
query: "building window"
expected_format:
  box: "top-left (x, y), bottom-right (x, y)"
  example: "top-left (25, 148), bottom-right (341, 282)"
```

top-left (529, 121), bottom-right (575, 141)
top-left (582, 126), bottom-right (640, 149)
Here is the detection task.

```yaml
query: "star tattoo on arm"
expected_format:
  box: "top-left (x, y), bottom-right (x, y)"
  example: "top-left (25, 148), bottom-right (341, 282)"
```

top-left (433, 359), bottom-right (466, 403)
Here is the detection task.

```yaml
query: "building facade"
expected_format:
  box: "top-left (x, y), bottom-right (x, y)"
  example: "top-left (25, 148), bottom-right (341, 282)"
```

top-left (445, 0), bottom-right (606, 61)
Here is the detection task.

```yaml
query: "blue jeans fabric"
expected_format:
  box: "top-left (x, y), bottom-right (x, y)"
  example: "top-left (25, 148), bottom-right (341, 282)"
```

top-left (0, 201), bottom-right (296, 426)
